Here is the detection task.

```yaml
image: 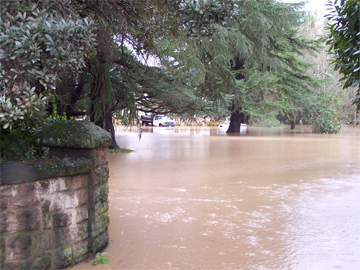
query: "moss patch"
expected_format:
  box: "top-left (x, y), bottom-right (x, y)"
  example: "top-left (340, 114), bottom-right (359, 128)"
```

top-left (109, 148), bottom-right (134, 154)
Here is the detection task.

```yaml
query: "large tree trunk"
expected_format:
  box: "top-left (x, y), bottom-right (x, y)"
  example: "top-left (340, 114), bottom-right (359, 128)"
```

top-left (90, 108), bottom-right (120, 149)
top-left (104, 110), bottom-right (120, 149)
top-left (227, 111), bottom-right (245, 133)
top-left (290, 120), bottom-right (296, 130)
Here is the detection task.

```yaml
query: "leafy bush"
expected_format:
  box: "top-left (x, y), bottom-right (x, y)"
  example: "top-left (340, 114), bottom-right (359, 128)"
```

top-left (0, 0), bottom-right (96, 130)
top-left (312, 107), bottom-right (342, 134)
top-left (0, 118), bottom-right (47, 162)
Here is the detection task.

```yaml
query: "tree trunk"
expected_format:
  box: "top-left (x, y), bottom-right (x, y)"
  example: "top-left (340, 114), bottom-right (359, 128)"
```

top-left (104, 110), bottom-right (121, 149)
top-left (290, 120), bottom-right (296, 130)
top-left (227, 111), bottom-right (245, 133)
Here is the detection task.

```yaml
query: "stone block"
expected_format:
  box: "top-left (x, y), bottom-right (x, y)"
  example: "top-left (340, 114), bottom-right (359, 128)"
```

top-left (0, 235), bottom-right (5, 263)
top-left (53, 211), bottom-right (72, 228)
top-left (90, 200), bottom-right (109, 218)
top-left (17, 180), bottom-right (50, 197)
top-left (60, 157), bottom-right (93, 176)
top-left (0, 259), bottom-right (32, 270)
top-left (74, 206), bottom-right (89, 224)
top-left (73, 240), bottom-right (89, 263)
top-left (49, 177), bottom-right (70, 193)
top-left (91, 166), bottom-right (109, 186)
top-left (6, 232), bottom-right (31, 260)
top-left (71, 174), bottom-right (88, 190)
top-left (0, 185), bottom-right (17, 197)
top-left (48, 193), bottom-right (64, 212)
top-left (78, 188), bottom-right (88, 206)
top-left (42, 212), bottom-right (52, 229)
top-left (36, 120), bottom-right (111, 149)
top-left (8, 197), bottom-right (43, 209)
top-left (63, 190), bottom-right (80, 209)
top-left (53, 246), bottom-right (72, 269)
top-left (0, 210), bottom-right (7, 233)
top-left (0, 198), bottom-right (8, 209)
top-left (31, 256), bottom-right (51, 270)
top-left (93, 147), bottom-right (109, 166)
top-left (89, 183), bottom-right (108, 204)
top-left (63, 189), bottom-right (88, 209)
top-left (90, 212), bottom-right (109, 238)
top-left (6, 208), bottom-right (41, 232)
top-left (89, 230), bottom-right (109, 255)
top-left (53, 223), bottom-right (88, 248)
top-left (32, 231), bottom-right (53, 252)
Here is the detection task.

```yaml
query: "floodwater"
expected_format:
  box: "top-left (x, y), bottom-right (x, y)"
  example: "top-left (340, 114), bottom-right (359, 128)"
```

top-left (70, 125), bottom-right (360, 270)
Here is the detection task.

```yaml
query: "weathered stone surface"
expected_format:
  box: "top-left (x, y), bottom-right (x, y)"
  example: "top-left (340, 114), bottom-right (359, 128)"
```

top-left (93, 147), bottom-right (110, 167)
top-left (63, 189), bottom-right (88, 209)
top-left (90, 201), bottom-right (109, 218)
top-left (73, 240), bottom-right (88, 264)
top-left (91, 166), bottom-right (109, 186)
top-left (1, 158), bottom-right (92, 185)
top-left (0, 235), bottom-right (5, 262)
top-left (89, 231), bottom-right (109, 255)
top-left (31, 256), bottom-right (51, 270)
top-left (0, 259), bottom-right (32, 270)
top-left (89, 183), bottom-right (108, 204)
top-left (0, 211), bottom-right (7, 233)
top-left (90, 212), bottom-right (109, 238)
top-left (48, 193), bottom-right (64, 212)
top-left (0, 185), bottom-right (17, 197)
top-left (32, 230), bottom-right (53, 252)
top-left (0, 198), bottom-right (7, 209)
top-left (17, 180), bottom-right (49, 197)
top-left (7, 233), bottom-right (31, 260)
top-left (1, 120), bottom-right (111, 268)
top-left (53, 206), bottom-right (88, 228)
top-left (54, 223), bottom-right (88, 248)
top-left (6, 208), bottom-right (41, 232)
top-left (8, 197), bottom-right (43, 209)
top-left (70, 174), bottom-right (88, 190)
top-left (49, 177), bottom-right (70, 193)
top-left (53, 247), bottom-right (72, 269)
top-left (59, 157), bottom-right (93, 176)
top-left (36, 120), bottom-right (111, 149)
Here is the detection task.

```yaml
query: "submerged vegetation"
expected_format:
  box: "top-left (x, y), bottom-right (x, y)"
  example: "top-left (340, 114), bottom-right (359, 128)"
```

top-left (109, 148), bottom-right (134, 154)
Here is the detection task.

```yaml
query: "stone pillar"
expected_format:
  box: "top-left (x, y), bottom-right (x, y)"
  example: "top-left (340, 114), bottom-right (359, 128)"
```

top-left (0, 120), bottom-right (111, 269)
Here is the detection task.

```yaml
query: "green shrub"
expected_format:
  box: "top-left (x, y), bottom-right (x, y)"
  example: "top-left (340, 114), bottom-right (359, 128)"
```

top-left (0, 123), bottom-right (47, 162)
top-left (312, 107), bottom-right (342, 134)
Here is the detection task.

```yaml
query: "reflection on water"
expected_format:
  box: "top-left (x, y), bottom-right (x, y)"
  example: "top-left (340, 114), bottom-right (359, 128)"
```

top-left (71, 125), bottom-right (360, 270)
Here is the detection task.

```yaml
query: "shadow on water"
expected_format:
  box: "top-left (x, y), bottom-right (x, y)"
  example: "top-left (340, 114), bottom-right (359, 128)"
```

top-left (70, 125), bottom-right (360, 270)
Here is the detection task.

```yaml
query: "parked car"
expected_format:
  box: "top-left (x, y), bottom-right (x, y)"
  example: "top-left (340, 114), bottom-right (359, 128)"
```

top-left (152, 115), bottom-right (175, 127)
top-left (218, 121), bottom-right (247, 130)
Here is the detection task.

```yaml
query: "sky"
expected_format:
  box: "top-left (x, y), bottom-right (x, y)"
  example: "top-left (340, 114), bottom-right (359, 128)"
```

top-left (283, 0), bottom-right (329, 15)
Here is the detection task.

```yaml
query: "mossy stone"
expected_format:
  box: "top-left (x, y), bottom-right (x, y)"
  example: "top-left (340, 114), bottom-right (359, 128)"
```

top-left (36, 120), bottom-right (111, 149)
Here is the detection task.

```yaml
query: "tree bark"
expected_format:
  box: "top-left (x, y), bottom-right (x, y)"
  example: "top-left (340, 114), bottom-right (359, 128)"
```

top-left (226, 111), bottom-right (245, 133)
top-left (104, 110), bottom-right (120, 149)
top-left (290, 120), bottom-right (296, 130)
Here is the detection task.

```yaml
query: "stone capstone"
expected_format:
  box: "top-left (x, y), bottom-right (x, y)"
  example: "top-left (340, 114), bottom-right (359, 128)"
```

top-left (36, 120), bottom-right (111, 149)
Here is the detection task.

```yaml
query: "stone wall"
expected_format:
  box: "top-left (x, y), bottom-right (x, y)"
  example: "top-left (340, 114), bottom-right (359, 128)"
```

top-left (0, 121), bottom-right (112, 269)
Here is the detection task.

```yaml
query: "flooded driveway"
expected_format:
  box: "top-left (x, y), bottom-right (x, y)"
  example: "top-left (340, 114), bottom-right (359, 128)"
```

top-left (72, 125), bottom-right (360, 269)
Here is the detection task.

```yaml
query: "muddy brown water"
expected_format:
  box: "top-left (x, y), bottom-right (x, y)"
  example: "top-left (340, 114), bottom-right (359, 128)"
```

top-left (70, 125), bottom-right (360, 270)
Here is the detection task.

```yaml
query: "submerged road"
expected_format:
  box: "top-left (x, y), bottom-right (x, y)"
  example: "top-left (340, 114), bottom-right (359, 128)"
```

top-left (70, 125), bottom-right (360, 269)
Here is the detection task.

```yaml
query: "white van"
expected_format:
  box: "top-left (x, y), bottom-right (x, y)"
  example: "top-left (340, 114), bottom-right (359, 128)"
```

top-left (152, 115), bottom-right (175, 127)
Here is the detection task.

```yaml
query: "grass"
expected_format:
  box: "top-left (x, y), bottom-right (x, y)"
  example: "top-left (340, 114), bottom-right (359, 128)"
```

top-left (109, 148), bottom-right (134, 154)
